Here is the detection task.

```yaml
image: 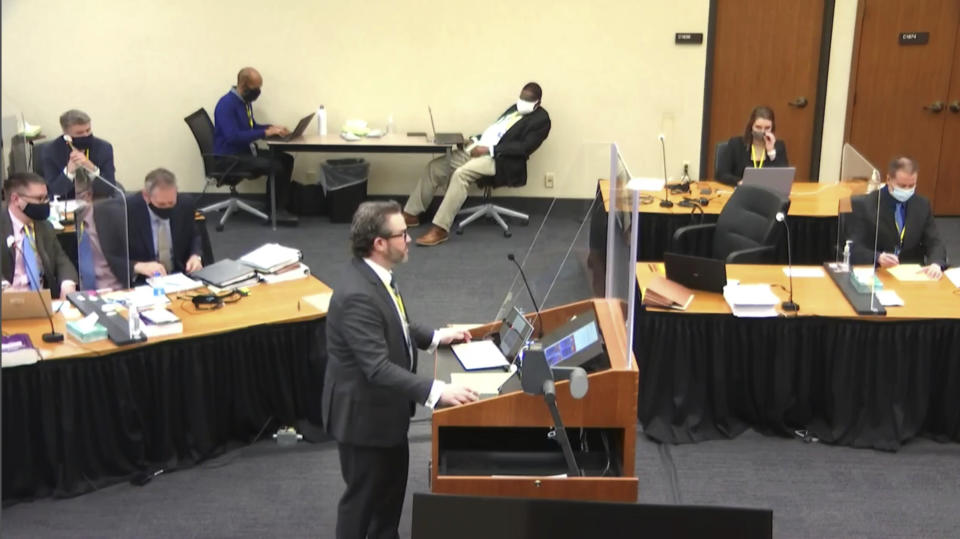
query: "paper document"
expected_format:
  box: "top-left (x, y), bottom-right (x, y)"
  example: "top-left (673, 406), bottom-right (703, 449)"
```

top-left (874, 289), bottom-right (904, 307)
top-left (300, 292), bottom-right (332, 313)
top-left (888, 264), bottom-right (936, 282)
top-left (945, 267), bottom-right (960, 288)
top-left (240, 243), bottom-right (302, 272)
top-left (450, 371), bottom-right (514, 395)
top-left (783, 267), bottom-right (825, 278)
top-left (723, 284), bottom-right (780, 318)
top-left (147, 272), bottom-right (204, 293)
top-left (451, 340), bottom-right (509, 370)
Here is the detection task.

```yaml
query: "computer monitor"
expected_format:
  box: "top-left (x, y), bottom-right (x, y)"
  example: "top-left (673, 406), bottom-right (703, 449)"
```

top-left (540, 309), bottom-right (608, 372)
top-left (499, 306), bottom-right (535, 362)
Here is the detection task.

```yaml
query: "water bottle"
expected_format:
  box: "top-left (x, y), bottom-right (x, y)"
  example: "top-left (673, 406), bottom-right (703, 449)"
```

top-left (128, 302), bottom-right (140, 338)
top-left (151, 271), bottom-right (166, 298)
top-left (841, 240), bottom-right (852, 272)
top-left (316, 105), bottom-right (327, 136)
top-left (386, 114), bottom-right (395, 135)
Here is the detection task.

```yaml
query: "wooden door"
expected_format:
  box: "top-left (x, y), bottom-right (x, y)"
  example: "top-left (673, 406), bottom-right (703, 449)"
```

top-left (704, 0), bottom-right (826, 181)
top-left (846, 0), bottom-right (960, 205)
top-left (933, 19), bottom-right (960, 214)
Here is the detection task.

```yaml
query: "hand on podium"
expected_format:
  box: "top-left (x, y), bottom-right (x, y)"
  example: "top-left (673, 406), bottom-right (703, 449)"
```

top-left (439, 384), bottom-right (479, 407)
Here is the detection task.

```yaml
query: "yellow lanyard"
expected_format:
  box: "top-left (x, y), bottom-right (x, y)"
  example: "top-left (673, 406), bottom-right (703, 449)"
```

top-left (246, 105), bottom-right (253, 128)
top-left (750, 144), bottom-right (766, 169)
top-left (23, 222), bottom-right (38, 251)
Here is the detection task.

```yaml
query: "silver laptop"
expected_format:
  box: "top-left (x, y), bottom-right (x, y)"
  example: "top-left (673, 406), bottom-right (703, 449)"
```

top-left (741, 166), bottom-right (796, 197)
top-left (266, 112), bottom-right (315, 142)
top-left (428, 107), bottom-right (464, 145)
top-left (2, 289), bottom-right (53, 320)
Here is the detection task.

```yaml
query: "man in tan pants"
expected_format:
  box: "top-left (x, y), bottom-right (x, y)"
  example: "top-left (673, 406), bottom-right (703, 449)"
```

top-left (403, 82), bottom-right (551, 246)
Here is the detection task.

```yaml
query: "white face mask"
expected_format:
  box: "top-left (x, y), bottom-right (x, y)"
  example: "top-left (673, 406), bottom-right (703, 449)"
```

top-left (516, 98), bottom-right (537, 115)
top-left (888, 184), bottom-right (915, 203)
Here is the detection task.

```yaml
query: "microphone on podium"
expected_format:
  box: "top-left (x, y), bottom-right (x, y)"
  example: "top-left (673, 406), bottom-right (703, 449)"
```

top-left (506, 253), bottom-right (544, 339)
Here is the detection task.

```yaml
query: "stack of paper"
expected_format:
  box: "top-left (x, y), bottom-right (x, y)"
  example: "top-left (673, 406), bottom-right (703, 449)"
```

top-left (888, 264), bottom-right (936, 282)
top-left (240, 243), bottom-right (302, 273)
top-left (2, 334), bottom-right (41, 367)
top-left (147, 272), bottom-right (204, 293)
top-left (139, 308), bottom-right (183, 337)
top-left (723, 284), bottom-right (780, 318)
top-left (945, 267), bottom-right (960, 288)
top-left (124, 286), bottom-right (172, 309)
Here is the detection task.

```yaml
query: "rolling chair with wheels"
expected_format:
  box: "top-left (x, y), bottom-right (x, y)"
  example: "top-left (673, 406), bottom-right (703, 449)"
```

top-left (454, 176), bottom-right (530, 237)
top-left (184, 108), bottom-right (266, 231)
top-left (671, 184), bottom-right (790, 263)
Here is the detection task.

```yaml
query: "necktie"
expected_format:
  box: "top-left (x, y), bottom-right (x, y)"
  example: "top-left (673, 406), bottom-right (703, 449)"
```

top-left (389, 276), bottom-right (413, 366)
top-left (78, 221), bottom-right (97, 290)
top-left (894, 202), bottom-right (905, 255)
top-left (156, 219), bottom-right (173, 273)
top-left (21, 223), bottom-right (42, 290)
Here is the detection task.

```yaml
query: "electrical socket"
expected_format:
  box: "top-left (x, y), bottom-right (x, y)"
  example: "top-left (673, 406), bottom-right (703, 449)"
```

top-left (544, 172), bottom-right (555, 189)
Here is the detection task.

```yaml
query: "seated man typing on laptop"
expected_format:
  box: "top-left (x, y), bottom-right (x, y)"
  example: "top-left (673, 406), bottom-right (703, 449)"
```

top-left (213, 66), bottom-right (298, 224)
top-left (403, 82), bottom-right (551, 246)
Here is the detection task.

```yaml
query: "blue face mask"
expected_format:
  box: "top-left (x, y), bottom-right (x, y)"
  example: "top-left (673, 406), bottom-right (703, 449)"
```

top-left (889, 184), bottom-right (915, 203)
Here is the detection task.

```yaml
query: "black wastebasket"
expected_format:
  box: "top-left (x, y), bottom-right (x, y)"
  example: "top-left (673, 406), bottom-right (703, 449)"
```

top-left (320, 158), bottom-right (369, 223)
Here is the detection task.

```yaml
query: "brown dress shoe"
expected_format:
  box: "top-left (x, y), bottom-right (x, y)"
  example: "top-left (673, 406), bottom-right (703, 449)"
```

top-left (402, 212), bottom-right (420, 227)
top-left (416, 225), bottom-right (449, 246)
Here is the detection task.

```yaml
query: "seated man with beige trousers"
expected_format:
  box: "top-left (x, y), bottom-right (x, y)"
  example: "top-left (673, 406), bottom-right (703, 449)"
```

top-left (403, 82), bottom-right (551, 246)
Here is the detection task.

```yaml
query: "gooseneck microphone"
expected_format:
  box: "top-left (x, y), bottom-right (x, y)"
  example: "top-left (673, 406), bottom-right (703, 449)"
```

top-left (869, 171), bottom-right (883, 313)
top-left (775, 212), bottom-right (799, 313)
top-left (507, 253), bottom-right (544, 339)
top-left (658, 134), bottom-right (673, 208)
top-left (7, 235), bottom-right (64, 343)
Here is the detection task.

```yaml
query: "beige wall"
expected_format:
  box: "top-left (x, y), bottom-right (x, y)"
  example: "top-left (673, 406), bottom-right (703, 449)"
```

top-left (1, 0), bottom-right (855, 197)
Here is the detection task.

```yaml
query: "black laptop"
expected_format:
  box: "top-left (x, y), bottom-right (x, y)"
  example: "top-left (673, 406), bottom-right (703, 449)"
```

top-left (266, 112), bottom-right (315, 142)
top-left (664, 252), bottom-right (727, 293)
top-left (428, 107), bottom-right (465, 145)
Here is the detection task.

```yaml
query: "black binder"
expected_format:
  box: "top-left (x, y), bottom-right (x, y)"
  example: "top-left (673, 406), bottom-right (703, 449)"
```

top-left (192, 258), bottom-right (256, 287)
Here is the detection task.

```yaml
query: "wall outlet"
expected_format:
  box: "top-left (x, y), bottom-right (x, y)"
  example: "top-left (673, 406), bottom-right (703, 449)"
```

top-left (544, 172), bottom-right (555, 189)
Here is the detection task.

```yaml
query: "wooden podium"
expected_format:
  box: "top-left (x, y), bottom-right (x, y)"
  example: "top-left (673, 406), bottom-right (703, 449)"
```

top-left (431, 298), bottom-right (638, 502)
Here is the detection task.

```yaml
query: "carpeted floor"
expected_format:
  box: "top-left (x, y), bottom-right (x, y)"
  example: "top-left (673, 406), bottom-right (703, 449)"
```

top-left (3, 198), bottom-right (959, 538)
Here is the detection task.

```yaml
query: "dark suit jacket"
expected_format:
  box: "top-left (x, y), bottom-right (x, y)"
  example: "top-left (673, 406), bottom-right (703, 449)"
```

top-left (126, 193), bottom-right (202, 281)
top-left (487, 105), bottom-right (551, 187)
top-left (1, 204), bottom-right (78, 297)
top-left (849, 188), bottom-right (947, 268)
top-left (323, 257), bottom-right (434, 447)
top-left (39, 136), bottom-right (117, 199)
top-left (716, 135), bottom-right (789, 186)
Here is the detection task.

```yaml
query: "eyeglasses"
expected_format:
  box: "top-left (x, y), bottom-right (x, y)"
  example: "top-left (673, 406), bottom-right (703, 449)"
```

top-left (382, 229), bottom-right (410, 240)
top-left (17, 193), bottom-right (49, 204)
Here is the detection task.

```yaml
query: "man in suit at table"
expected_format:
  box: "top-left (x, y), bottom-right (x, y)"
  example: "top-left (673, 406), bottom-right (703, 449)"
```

top-left (126, 168), bottom-right (203, 282)
top-left (849, 156), bottom-right (947, 279)
top-left (39, 109), bottom-right (119, 199)
top-left (1, 172), bottom-right (78, 298)
top-left (73, 172), bottom-right (131, 290)
top-left (323, 200), bottom-right (479, 539)
top-left (403, 82), bottom-right (551, 246)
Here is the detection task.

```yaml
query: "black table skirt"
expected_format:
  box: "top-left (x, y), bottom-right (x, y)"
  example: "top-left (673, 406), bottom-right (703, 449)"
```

top-left (2, 319), bottom-right (326, 504)
top-left (633, 311), bottom-right (960, 451)
top-left (593, 187), bottom-right (839, 264)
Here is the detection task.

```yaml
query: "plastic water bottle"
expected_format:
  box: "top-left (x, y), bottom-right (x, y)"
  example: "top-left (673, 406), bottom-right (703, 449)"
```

top-left (841, 241), bottom-right (852, 272)
top-left (151, 271), bottom-right (165, 298)
top-left (317, 105), bottom-right (327, 136)
top-left (128, 302), bottom-right (140, 338)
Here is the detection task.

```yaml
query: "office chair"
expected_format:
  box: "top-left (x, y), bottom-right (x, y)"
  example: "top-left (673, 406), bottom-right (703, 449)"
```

top-left (184, 108), bottom-right (266, 231)
top-left (714, 141), bottom-right (728, 178)
top-left (671, 184), bottom-right (790, 263)
top-left (454, 176), bottom-right (530, 237)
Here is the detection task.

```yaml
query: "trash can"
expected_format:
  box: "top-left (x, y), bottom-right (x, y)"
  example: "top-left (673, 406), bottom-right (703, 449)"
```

top-left (320, 158), bottom-right (369, 223)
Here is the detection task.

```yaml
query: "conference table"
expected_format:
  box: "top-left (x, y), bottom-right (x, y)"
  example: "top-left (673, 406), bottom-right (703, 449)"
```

top-left (594, 179), bottom-right (868, 265)
top-left (264, 133), bottom-right (454, 228)
top-left (1, 277), bottom-right (332, 503)
top-left (632, 263), bottom-right (960, 451)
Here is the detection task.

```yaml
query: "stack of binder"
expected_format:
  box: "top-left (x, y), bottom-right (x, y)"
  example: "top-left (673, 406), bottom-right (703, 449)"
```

top-left (192, 258), bottom-right (258, 288)
top-left (642, 276), bottom-right (695, 310)
top-left (240, 243), bottom-right (309, 283)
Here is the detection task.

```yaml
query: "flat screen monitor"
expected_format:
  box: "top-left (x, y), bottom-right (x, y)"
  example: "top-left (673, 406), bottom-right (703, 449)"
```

top-left (540, 309), bottom-right (607, 371)
top-left (500, 306), bottom-right (535, 362)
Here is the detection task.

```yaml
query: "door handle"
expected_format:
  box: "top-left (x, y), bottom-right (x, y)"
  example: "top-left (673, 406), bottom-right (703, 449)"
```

top-left (923, 101), bottom-right (944, 113)
top-left (949, 100), bottom-right (960, 113)
top-left (788, 96), bottom-right (808, 108)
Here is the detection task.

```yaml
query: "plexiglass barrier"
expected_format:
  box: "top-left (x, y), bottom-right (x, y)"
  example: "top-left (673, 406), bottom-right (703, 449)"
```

top-left (73, 170), bottom-right (130, 291)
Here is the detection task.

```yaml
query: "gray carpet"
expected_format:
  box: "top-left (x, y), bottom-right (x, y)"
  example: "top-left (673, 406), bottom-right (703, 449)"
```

top-left (3, 199), bottom-right (959, 538)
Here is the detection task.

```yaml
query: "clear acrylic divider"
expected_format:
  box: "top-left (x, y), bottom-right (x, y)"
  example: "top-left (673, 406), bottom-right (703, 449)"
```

top-left (840, 142), bottom-right (881, 195)
top-left (74, 170), bottom-right (130, 291)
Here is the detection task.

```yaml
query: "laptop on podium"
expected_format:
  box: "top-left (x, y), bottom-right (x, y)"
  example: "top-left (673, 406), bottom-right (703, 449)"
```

top-left (741, 167), bottom-right (796, 198)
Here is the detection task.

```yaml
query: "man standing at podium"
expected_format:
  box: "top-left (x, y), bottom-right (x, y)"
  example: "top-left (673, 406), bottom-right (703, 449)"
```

top-left (323, 200), bottom-right (478, 539)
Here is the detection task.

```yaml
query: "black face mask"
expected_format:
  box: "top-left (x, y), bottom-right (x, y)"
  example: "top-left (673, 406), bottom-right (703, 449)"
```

top-left (242, 88), bottom-right (261, 102)
top-left (149, 203), bottom-right (174, 220)
top-left (71, 134), bottom-right (94, 149)
top-left (22, 201), bottom-right (51, 221)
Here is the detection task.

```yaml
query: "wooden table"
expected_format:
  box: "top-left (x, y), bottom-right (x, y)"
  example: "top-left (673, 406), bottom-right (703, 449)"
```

top-left (2, 277), bottom-right (332, 502)
top-left (264, 133), bottom-right (454, 229)
top-left (632, 262), bottom-right (960, 450)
